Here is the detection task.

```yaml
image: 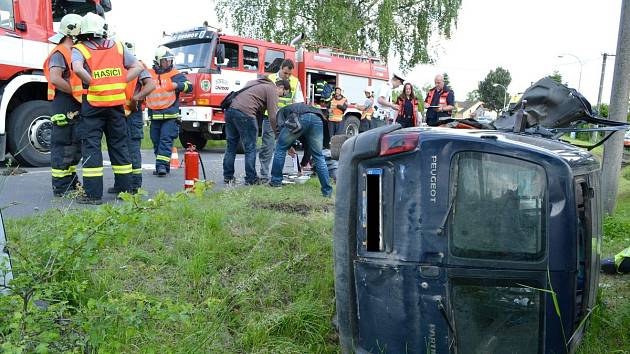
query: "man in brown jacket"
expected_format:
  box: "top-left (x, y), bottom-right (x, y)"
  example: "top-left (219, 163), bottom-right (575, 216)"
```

top-left (223, 78), bottom-right (290, 185)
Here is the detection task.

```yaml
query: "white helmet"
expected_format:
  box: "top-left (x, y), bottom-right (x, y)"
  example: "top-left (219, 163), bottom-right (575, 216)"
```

top-left (80, 12), bottom-right (107, 37)
top-left (154, 46), bottom-right (174, 64)
top-left (48, 14), bottom-right (82, 43)
top-left (364, 85), bottom-right (374, 93)
top-left (392, 72), bottom-right (406, 83)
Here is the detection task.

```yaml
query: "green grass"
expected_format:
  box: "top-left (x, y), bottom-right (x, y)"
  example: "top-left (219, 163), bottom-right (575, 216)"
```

top-left (102, 125), bottom-right (227, 151)
top-left (2, 161), bottom-right (630, 352)
top-left (139, 126), bottom-right (227, 151)
top-left (1, 181), bottom-right (337, 353)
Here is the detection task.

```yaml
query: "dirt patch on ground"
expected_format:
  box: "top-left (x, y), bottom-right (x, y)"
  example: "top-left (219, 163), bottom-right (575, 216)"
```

top-left (251, 201), bottom-right (332, 216)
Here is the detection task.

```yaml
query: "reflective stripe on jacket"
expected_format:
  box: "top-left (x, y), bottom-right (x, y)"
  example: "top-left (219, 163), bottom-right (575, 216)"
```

top-left (124, 61), bottom-right (149, 116)
top-left (425, 88), bottom-right (451, 115)
top-left (43, 45), bottom-right (84, 102)
top-left (362, 98), bottom-right (374, 120)
top-left (330, 96), bottom-right (347, 122)
top-left (74, 41), bottom-right (127, 107)
top-left (146, 68), bottom-right (179, 111)
top-left (268, 73), bottom-right (298, 108)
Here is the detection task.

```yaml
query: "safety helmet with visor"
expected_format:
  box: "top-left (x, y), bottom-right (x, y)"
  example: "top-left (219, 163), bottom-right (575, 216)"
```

top-left (154, 46), bottom-right (175, 67)
top-left (48, 13), bottom-right (82, 44)
top-left (80, 12), bottom-right (107, 37)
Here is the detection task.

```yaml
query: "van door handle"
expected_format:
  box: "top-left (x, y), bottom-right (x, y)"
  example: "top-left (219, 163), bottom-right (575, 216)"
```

top-left (235, 80), bottom-right (241, 85)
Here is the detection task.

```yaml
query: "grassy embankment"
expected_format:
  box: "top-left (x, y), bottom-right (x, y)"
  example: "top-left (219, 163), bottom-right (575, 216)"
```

top-left (1, 160), bottom-right (629, 352)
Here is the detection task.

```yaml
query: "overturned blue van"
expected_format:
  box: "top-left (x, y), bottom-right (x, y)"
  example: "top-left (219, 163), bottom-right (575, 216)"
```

top-left (333, 125), bottom-right (602, 354)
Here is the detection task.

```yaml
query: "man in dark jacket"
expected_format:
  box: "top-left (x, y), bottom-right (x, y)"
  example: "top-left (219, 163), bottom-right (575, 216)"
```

top-left (269, 103), bottom-right (333, 197)
top-left (424, 74), bottom-right (455, 126)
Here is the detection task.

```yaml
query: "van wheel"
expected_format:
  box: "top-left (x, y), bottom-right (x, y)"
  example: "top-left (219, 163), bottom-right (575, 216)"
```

top-left (330, 134), bottom-right (351, 160)
top-left (179, 131), bottom-right (207, 150)
top-left (7, 101), bottom-right (52, 167)
top-left (344, 116), bottom-right (361, 136)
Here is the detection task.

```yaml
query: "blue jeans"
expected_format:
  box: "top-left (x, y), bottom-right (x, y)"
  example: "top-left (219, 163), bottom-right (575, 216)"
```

top-left (271, 113), bottom-right (333, 197)
top-left (258, 118), bottom-right (275, 179)
top-left (223, 108), bottom-right (258, 183)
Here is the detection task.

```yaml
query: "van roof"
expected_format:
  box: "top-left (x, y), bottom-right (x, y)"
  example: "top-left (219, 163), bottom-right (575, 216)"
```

top-left (404, 127), bottom-right (601, 172)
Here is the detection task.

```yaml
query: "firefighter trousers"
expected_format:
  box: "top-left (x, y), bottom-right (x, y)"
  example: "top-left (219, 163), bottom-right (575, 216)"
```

top-left (150, 118), bottom-right (179, 173)
top-left (126, 110), bottom-right (144, 189)
top-left (50, 92), bottom-right (82, 195)
top-left (78, 102), bottom-right (132, 199)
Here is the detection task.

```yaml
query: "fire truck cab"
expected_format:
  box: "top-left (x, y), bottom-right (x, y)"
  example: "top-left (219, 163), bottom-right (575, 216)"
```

top-left (163, 26), bottom-right (389, 149)
top-left (0, 0), bottom-right (110, 167)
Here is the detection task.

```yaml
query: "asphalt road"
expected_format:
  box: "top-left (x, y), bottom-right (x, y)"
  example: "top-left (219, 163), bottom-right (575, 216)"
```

top-left (0, 149), bottom-right (296, 219)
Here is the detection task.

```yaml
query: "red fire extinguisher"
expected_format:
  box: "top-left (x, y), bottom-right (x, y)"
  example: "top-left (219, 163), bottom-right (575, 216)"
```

top-left (184, 143), bottom-right (200, 189)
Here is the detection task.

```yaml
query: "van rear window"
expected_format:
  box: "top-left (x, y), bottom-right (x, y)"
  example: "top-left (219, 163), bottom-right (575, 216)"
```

top-left (449, 152), bottom-right (546, 261)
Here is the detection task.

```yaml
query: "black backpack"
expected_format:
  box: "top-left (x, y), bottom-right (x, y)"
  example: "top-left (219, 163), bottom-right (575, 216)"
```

top-left (220, 82), bottom-right (262, 110)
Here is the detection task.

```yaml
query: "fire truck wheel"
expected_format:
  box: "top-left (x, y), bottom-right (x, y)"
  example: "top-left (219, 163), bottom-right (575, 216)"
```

top-left (6, 100), bottom-right (53, 167)
top-left (178, 131), bottom-right (207, 150)
top-left (343, 116), bottom-right (361, 137)
top-left (330, 134), bottom-right (351, 160)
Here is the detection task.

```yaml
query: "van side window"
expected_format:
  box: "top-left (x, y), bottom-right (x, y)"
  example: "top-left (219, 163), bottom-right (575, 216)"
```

top-left (264, 49), bottom-right (284, 73)
top-left (223, 42), bottom-right (239, 69)
top-left (0, 0), bottom-right (15, 30)
top-left (243, 46), bottom-right (259, 71)
top-left (449, 152), bottom-right (547, 261)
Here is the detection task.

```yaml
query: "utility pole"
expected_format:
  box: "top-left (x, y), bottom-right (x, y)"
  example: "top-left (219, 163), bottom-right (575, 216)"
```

top-left (602, 0), bottom-right (630, 215)
top-left (593, 53), bottom-right (615, 142)
top-left (597, 53), bottom-right (615, 109)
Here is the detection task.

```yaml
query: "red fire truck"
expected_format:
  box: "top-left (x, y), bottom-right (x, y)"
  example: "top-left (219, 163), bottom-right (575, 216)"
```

top-left (0, 0), bottom-right (110, 167)
top-left (162, 26), bottom-right (389, 149)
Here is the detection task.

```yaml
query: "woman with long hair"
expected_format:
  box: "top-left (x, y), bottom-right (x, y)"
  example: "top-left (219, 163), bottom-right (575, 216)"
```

top-left (396, 83), bottom-right (420, 128)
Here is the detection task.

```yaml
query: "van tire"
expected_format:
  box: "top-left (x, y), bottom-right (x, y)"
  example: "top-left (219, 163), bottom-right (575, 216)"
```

top-left (330, 134), bottom-right (350, 161)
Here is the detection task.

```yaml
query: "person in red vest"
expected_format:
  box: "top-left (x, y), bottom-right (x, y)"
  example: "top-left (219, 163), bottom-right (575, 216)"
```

top-left (395, 83), bottom-right (420, 128)
top-left (71, 12), bottom-right (144, 204)
top-left (43, 14), bottom-right (84, 197)
top-left (146, 46), bottom-right (192, 177)
top-left (424, 74), bottom-right (455, 126)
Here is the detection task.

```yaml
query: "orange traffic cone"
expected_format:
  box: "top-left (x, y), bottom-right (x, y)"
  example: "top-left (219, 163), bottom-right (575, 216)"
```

top-left (170, 147), bottom-right (180, 169)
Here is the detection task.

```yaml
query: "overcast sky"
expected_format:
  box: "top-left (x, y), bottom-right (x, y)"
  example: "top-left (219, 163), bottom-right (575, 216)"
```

top-left (107, 0), bottom-right (623, 104)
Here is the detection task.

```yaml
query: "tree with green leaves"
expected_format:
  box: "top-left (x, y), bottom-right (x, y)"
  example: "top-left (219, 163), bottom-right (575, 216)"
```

top-left (548, 70), bottom-right (563, 84)
top-left (465, 89), bottom-right (480, 102)
top-left (443, 72), bottom-right (451, 87)
top-left (478, 67), bottom-right (512, 112)
top-left (214, 0), bottom-right (463, 70)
